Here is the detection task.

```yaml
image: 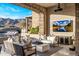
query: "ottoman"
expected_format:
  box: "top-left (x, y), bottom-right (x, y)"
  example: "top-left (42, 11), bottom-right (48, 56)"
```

top-left (36, 44), bottom-right (49, 52)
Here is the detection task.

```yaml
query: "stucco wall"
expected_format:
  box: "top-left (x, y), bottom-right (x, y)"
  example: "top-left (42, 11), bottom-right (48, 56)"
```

top-left (48, 3), bottom-right (75, 36)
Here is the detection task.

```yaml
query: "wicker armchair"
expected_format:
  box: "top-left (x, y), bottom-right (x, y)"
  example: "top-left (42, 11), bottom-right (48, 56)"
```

top-left (4, 40), bottom-right (36, 56)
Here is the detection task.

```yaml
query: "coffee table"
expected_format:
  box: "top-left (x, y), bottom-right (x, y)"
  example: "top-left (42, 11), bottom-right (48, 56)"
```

top-left (36, 44), bottom-right (49, 52)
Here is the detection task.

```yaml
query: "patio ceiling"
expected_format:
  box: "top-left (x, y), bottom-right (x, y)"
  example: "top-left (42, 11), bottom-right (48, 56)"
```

top-left (13, 3), bottom-right (58, 13)
top-left (13, 3), bottom-right (46, 13)
top-left (36, 3), bottom-right (57, 8)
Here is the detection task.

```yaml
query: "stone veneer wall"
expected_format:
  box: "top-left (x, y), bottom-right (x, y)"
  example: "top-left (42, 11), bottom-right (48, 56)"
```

top-left (48, 3), bottom-right (75, 36)
top-left (32, 11), bottom-right (45, 35)
top-left (75, 3), bottom-right (79, 55)
top-left (32, 11), bottom-right (40, 27)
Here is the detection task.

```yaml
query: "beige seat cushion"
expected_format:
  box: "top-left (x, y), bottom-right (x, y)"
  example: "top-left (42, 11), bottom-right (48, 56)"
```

top-left (26, 40), bottom-right (32, 51)
top-left (24, 47), bottom-right (35, 55)
top-left (4, 40), bottom-right (15, 55)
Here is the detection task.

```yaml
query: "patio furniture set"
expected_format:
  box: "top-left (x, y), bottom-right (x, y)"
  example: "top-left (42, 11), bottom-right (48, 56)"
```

top-left (0, 31), bottom-right (58, 56)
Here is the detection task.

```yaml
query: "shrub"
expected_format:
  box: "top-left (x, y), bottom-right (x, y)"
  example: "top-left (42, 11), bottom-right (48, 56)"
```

top-left (30, 26), bottom-right (39, 34)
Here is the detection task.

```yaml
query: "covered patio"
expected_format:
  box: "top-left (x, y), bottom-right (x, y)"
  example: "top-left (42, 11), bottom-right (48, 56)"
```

top-left (0, 3), bottom-right (79, 56)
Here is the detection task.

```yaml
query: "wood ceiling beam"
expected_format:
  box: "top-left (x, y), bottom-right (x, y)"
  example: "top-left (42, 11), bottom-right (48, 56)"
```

top-left (12, 3), bottom-right (46, 13)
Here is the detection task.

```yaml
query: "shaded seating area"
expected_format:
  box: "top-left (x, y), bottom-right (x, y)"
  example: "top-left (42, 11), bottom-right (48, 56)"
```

top-left (0, 3), bottom-right (77, 56)
top-left (3, 39), bottom-right (36, 56)
top-left (2, 33), bottom-right (36, 56)
top-left (0, 33), bottom-right (59, 56)
top-left (31, 34), bottom-right (58, 47)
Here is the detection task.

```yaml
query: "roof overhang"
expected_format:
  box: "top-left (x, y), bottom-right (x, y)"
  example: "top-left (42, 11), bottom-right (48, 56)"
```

top-left (36, 3), bottom-right (57, 8)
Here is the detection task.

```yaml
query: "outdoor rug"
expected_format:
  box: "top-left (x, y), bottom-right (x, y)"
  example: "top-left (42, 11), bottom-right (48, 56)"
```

top-left (36, 46), bottom-right (63, 56)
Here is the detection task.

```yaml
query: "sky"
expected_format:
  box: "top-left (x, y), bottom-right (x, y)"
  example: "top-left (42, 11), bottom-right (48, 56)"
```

top-left (53, 20), bottom-right (71, 26)
top-left (0, 3), bottom-right (32, 19)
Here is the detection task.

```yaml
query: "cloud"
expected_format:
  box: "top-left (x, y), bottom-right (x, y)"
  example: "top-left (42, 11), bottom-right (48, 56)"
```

top-left (5, 7), bottom-right (20, 12)
top-left (10, 16), bottom-right (24, 19)
top-left (0, 15), bottom-right (8, 18)
top-left (0, 3), bottom-right (20, 12)
top-left (0, 15), bottom-right (26, 19)
top-left (0, 3), bottom-right (32, 19)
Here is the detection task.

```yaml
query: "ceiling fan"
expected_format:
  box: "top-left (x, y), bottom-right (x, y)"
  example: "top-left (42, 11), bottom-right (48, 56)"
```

top-left (54, 3), bottom-right (63, 12)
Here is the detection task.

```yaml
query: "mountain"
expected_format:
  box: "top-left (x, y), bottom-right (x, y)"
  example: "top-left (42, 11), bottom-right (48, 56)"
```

top-left (0, 18), bottom-right (25, 27)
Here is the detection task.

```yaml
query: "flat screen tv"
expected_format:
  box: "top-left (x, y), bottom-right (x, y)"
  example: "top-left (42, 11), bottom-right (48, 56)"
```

top-left (53, 20), bottom-right (73, 32)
